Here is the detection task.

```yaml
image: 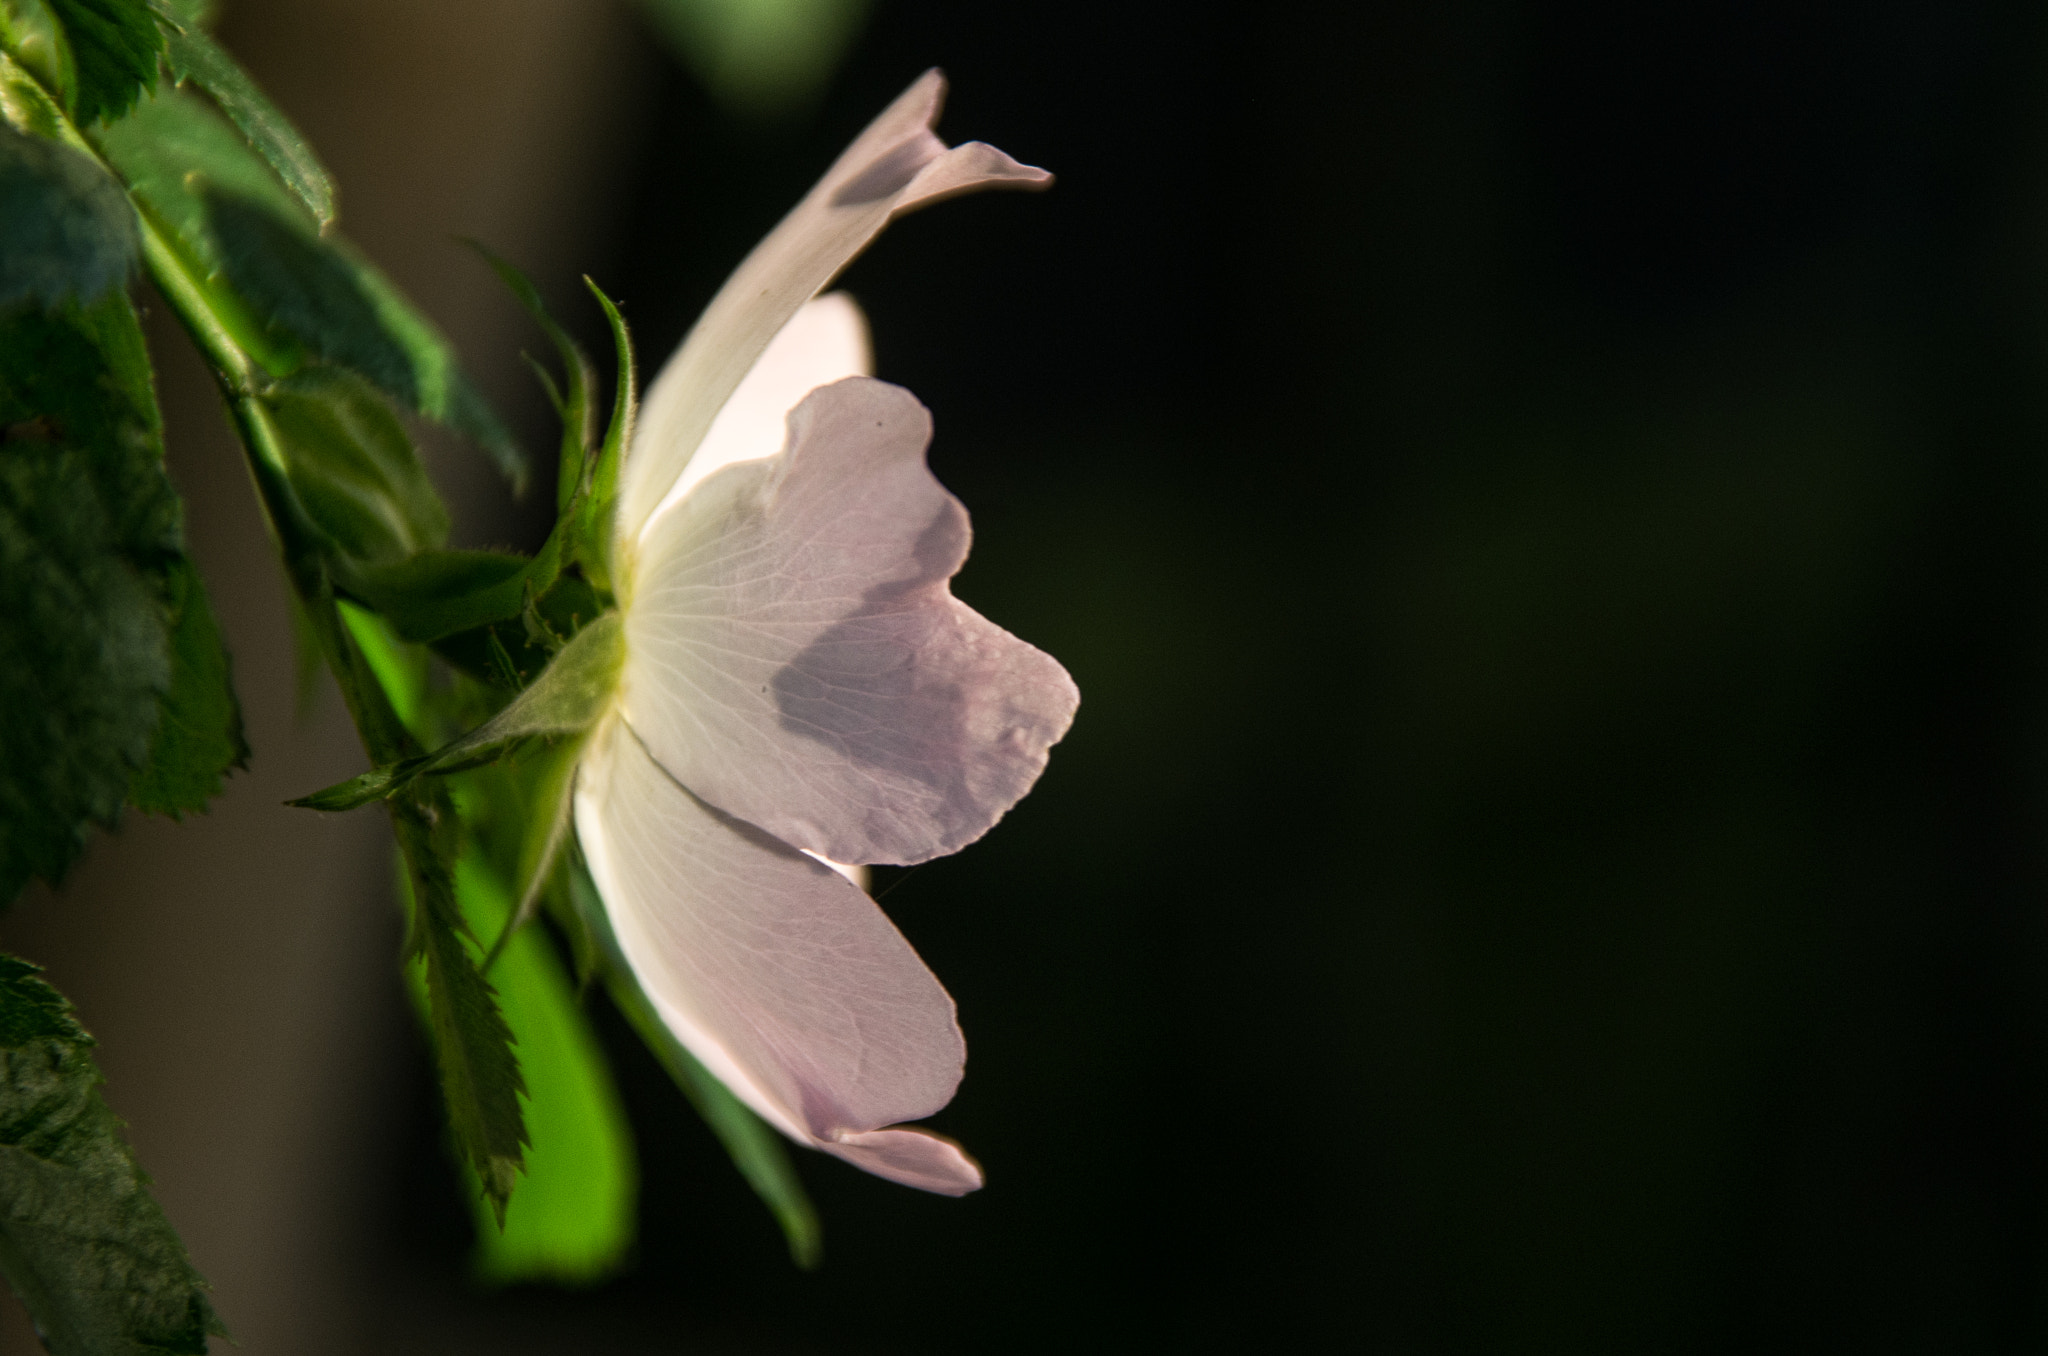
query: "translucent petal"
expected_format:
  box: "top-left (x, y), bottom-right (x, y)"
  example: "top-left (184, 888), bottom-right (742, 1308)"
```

top-left (640, 292), bottom-right (870, 539)
top-left (618, 68), bottom-right (1050, 552)
top-left (621, 377), bottom-right (1080, 866)
top-left (574, 716), bottom-right (980, 1193)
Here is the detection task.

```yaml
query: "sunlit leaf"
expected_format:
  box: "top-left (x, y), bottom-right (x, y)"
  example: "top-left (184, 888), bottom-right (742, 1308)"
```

top-left (0, 0), bottom-right (80, 110)
top-left (335, 599), bottom-right (428, 737)
top-left (163, 23), bottom-right (334, 226)
top-left (43, 0), bottom-right (158, 125)
top-left (0, 954), bottom-right (225, 1355)
top-left (0, 120), bottom-right (133, 308)
top-left (128, 557), bottom-right (247, 817)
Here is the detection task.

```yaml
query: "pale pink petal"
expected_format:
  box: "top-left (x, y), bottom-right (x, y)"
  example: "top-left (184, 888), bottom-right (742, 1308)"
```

top-left (574, 716), bottom-right (975, 1191)
top-left (642, 292), bottom-right (870, 533)
top-left (825, 1128), bottom-right (983, 1196)
top-left (619, 68), bottom-right (1051, 551)
top-left (620, 377), bottom-right (1080, 866)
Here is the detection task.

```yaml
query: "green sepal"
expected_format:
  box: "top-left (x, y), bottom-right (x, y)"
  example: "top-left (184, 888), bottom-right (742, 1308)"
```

top-left (291, 612), bottom-right (622, 811)
top-left (0, 0), bottom-right (79, 111)
top-left (394, 798), bottom-right (528, 1226)
top-left (43, 0), bottom-right (158, 125)
top-left (428, 574), bottom-right (602, 692)
top-left (261, 364), bottom-right (449, 567)
top-left (162, 21), bottom-right (333, 226)
top-left (95, 87), bottom-right (525, 485)
top-left (565, 854), bottom-right (822, 1269)
top-left (0, 118), bottom-right (134, 309)
top-left (128, 556), bottom-right (246, 816)
top-left (464, 243), bottom-right (596, 514)
top-left (0, 954), bottom-right (227, 1354)
top-left (575, 279), bottom-right (633, 597)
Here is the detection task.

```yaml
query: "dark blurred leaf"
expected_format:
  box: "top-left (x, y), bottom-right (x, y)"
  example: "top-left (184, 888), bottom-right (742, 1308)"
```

top-left (395, 799), bottom-right (528, 1225)
top-left (634, 0), bottom-right (870, 120)
top-left (0, 121), bottom-right (135, 309)
top-left (44, 0), bottom-right (158, 125)
top-left (0, 293), bottom-right (178, 903)
top-left (163, 23), bottom-right (333, 226)
top-left (0, 447), bottom-right (166, 904)
top-left (0, 0), bottom-right (81, 109)
top-left (0, 289), bottom-right (174, 565)
top-left (565, 857), bottom-right (821, 1268)
top-left (127, 558), bottom-right (246, 817)
top-left (347, 538), bottom-right (567, 644)
top-left (0, 954), bottom-right (224, 1355)
top-left (263, 364), bottom-right (449, 566)
top-left (95, 88), bottom-right (525, 485)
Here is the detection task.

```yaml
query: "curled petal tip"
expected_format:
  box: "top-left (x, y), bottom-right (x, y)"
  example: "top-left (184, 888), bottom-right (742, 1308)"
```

top-left (827, 1126), bottom-right (984, 1196)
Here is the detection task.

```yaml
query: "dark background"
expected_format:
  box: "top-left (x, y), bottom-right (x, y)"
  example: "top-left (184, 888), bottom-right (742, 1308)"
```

top-left (382, 0), bottom-right (2048, 1349)
top-left (16, 0), bottom-right (2048, 1351)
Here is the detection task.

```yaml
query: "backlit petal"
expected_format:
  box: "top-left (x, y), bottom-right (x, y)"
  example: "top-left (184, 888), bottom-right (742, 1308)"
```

top-left (574, 716), bottom-right (978, 1193)
top-left (621, 377), bottom-right (1079, 866)
top-left (618, 68), bottom-right (1050, 552)
top-left (640, 292), bottom-right (870, 536)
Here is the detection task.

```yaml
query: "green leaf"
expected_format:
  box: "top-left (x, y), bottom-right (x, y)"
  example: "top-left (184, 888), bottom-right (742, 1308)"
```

top-left (0, 954), bottom-right (225, 1354)
top-left (565, 855), bottom-right (821, 1268)
top-left (431, 855), bottom-right (634, 1285)
top-left (394, 798), bottom-right (528, 1224)
top-left (162, 24), bottom-right (333, 226)
top-left (43, 0), bottom-right (159, 125)
top-left (128, 557), bottom-right (246, 816)
top-left (0, 119), bottom-right (134, 308)
top-left (0, 292), bottom-right (178, 903)
top-left (335, 599), bottom-right (428, 738)
top-left (94, 88), bottom-right (525, 485)
top-left (0, 1), bottom-right (80, 110)
top-left (262, 364), bottom-right (449, 566)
